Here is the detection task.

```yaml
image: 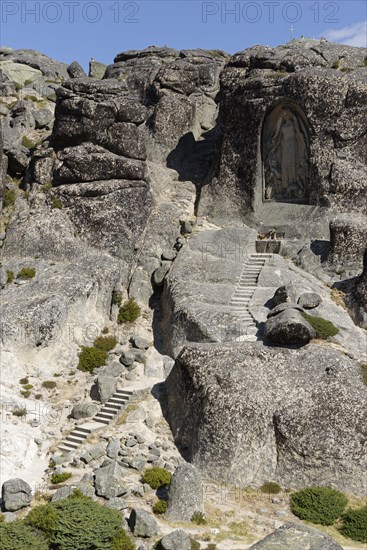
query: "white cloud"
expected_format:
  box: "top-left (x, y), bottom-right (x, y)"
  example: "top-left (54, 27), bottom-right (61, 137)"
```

top-left (323, 20), bottom-right (367, 48)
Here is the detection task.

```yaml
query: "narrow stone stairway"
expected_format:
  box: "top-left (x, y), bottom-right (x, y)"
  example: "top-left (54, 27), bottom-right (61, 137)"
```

top-left (229, 253), bottom-right (272, 337)
top-left (58, 389), bottom-right (134, 453)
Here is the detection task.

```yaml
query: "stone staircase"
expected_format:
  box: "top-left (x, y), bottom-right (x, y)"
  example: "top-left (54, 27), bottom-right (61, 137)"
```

top-left (58, 389), bottom-right (134, 453)
top-left (229, 253), bottom-right (272, 337)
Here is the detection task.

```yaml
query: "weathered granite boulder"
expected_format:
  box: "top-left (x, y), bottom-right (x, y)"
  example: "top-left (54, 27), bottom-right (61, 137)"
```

top-left (272, 282), bottom-right (304, 306)
top-left (70, 402), bottom-right (98, 420)
top-left (160, 530), bottom-right (192, 550)
top-left (328, 215), bottom-right (367, 274)
top-left (1, 478), bottom-right (32, 511)
top-left (298, 292), bottom-right (322, 309)
top-left (96, 375), bottom-right (117, 403)
top-left (249, 522), bottom-right (343, 549)
top-left (264, 308), bottom-right (316, 345)
top-left (165, 342), bottom-right (367, 495)
top-left (94, 461), bottom-right (128, 499)
top-left (267, 303), bottom-right (304, 318)
top-left (129, 508), bottom-right (159, 538)
top-left (51, 482), bottom-right (95, 501)
top-left (347, 247), bottom-right (367, 328)
top-left (67, 61), bottom-right (86, 79)
top-left (166, 463), bottom-right (204, 522)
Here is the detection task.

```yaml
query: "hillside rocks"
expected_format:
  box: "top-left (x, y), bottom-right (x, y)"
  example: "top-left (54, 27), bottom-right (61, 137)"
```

top-left (166, 463), bottom-right (204, 522)
top-left (1, 478), bottom-right (32, 511)
top-left (160, 530), bottom-right (192, 550)
top-left (328, 214), bottom-right (367, 274)
top-left (264, 308), bottom-right (316, 345)
top-left (250, 522), bottom-right (344, 549)
top-left (129, 508), bottom-right (158, 537)
top-left (165, 342), bottom-right (367, 495)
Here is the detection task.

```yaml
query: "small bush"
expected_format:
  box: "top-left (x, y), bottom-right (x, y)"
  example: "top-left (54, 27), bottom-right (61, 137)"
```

top-left (42, 182), bottom-right (53, 193)
top-left (22, 135), bottom-right (37, 148)
top-left (93, 335), bottom-right (117, 352)
top-left (0, 520), bottom-right (49, 550)
top-left (290, 486), bottom-right (348, 525)
top-left (77, 346), bottom-right (108, 373)
top-left (112, 529), bottom-right (136, 550)
top-left (339, 506), bottom-right (367, 543)
top-left (25, 503), bottom-right (58, 535)
top-left (6, 269), bottom-right (14, 283)
top-left (35, 393), bottom-right (42, 399)
top-left (51, 198), bottom-right (63, 209)
top-left (302, 312), bottom-right (339, 339)
top-left (111, 290), bottom-right (123, 306)
top-left (153, 499), bottom-right (168, 515)
top-left (23, 384), bottom-right (33, 390)
top-left (17, 267), bottom-right (36, 279)
top-left (42, 380), bottom-right (57, 389)
top-left (12, 407), bottom-right (27, 417)
top-left (0, 514), bottom-right (4, 523)
top-left (260, 481), bottom-right (281, 494)
top-left (191, 540), bottom-right (201, 550)
top-left (191, 511), bottom-right (207, 525)
top-left (118, 298), bottom-right (141, 324)
top-left (359, 363), bottom-right (367, 387)
top-left (102, 326), bottom-right (109, 334)
top-left (51, 472), bottom-right (72, 485)
top-left (20, 390), bottom-right (31, 398)
top-left (142, 467), bottom-right (172, 489)
top-left (3, 189), bottom-right (17, 208)
top-left (19, 377), bottom-right (29, 384)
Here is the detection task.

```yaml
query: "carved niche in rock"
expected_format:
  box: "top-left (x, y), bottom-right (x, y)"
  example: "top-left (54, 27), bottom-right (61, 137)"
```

top-left (262, 103), bottom-right (310, 202)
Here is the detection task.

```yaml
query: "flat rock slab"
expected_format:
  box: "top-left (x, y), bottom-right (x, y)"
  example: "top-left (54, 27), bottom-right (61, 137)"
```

top-left (249, 522), bottom-right (344, 549)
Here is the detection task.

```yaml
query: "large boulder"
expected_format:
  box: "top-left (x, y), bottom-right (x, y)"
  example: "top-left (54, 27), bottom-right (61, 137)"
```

top-left (166, 464), bottom-right (204, 522)
top-left (1, 478), bottom-right (32, 511)
top-left (70, 402), bottom-right (98, 420)
top-left (165, 342), bottom-right (367, 495)
top-left (297, 292), bottom-right (322, 309)
top-left (160, 530), bottom-right (192, 550)
top-left (129, 508), bottom-right (158, 538)
top-left (96, 375), bottom-right (117, 403)
top-left (264, 308), bottom-right (316, 345)
top-left (249, 522), bottom-right (343, 549)
top-left (94, 461), bottom-right (128, 499)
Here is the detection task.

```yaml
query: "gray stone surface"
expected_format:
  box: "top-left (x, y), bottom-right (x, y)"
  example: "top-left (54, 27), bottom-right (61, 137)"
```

top-left (298, 292), bottom-right (322, 309)
top-left (51, 482), bottom-right (95, 501)
top-left (131, 336), bottom-right (150, 350)
top-left (249, 522), bottom-right (343, 549)
top-left (96, 375), bottom-right (117, 403)
top-left (165, 342), bottom-right (367, 495)
top-left (129, 508), bottom-right (159, 538)
top-left (166, 464), bottom-right (204, 522)
top-left (94, 461), bottom-right (128, 499)
top-left (160, 529), bottom-right (192, 550)
top-left (67, 61), bottom-right (86, 79)
top-left (264, 308), bottom-right (316, 345)
top-left (70, 402), bottom-right (98, 420)
top-left (1, 478), bottom-right (32, 511)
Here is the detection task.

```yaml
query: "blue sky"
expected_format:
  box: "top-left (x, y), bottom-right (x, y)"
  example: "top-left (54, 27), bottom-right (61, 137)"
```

top-left (1, 1), bottom-right (366, 70)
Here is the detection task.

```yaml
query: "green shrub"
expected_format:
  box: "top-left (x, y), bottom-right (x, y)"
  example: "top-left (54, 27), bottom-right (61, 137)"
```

top-left (23, 384), bottom-right (33, 390)
top-left (93, 335), bottom-right (117, 352)
top-left (17, 267), bottom-right (36, 279)
top-left (0, 520), bottom-right (49, 550)
top-left (118, 298), bottom-right (141, 324)
top-left (51, 198), bottom-right (63, 209)
top-left (42, 380), bottom-right (57, 389)
top-left (191, 511), bottom-right (207, 525)
top-left (339, 506), bottom-right (367, 543)
top-left (191, 540), bottom-right (201, 550)
top-left (77, 346), bottom-right (108, 372)
top-left (50, 472), bottom-right (72, 485)
top-left (20, 390), bottom-right (31, 398)
top-left (26, 491), bottom-right (131, 550)
top-left (153, 499), bottom-right (168, 514)
top-left (111, 290), bottom-right (123, 306)
top-left (6, 269), bottom-right (14, 283)
top-left (42, 182), bottom-right (53, 193)
top-left (142, 467), bottom-right (172, 489)
top-left (290, 486), bottom-right (348, 525)
top-left (19, 377), bottom-right (29, 384)
top-left (3, 189), bottom-right (17, 208)
top-left (22, 136), bottom-right (37, 148)
top-left (12, 407), bottom-right (27, 417)
top-left (0, 514), bottom-right (4, 523)
top-left (260, 481), bottom-right (281, 495)
top-left (102, 326), bottom-right (109, 334)
top-left (359, 363), bottom-right (367, 387)
top-left (301, 312), bottom-right (339, 339)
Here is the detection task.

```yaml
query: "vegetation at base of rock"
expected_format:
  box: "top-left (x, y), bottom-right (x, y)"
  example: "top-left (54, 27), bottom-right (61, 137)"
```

top-left (42, 380), bottom-right (57, 389)
top-left (142, 467), bottom-right (172, 489)
top-left (290, 486), bottom-right (348, 525)
top-left (260, 481), bottom-right (281, 494)
top-left (339, 506), bottom-right (367, 543)
top-left (21, 390), bottom-right (31, 398)
top-left (118, 298), bottom-right (141, 324)
top-left (301, 312), bottom-right (339, 339)
top-left (6, 269), bottom-right (14, 283)
top-left (77, 346), bottom-right (108, 372)
top-left (0, 520), bottom-right (49, 550)
top-left (111, 290), bottom-right (123, 306)
top-left (12, 407), bottom-right (27, 417)
top-left (102, 326), bottom-right (109, 334)
top-left (93, 335), bottom-right (117, 352)
top-left (42, 182), bottom-right (53, 193)
top-left (190, 540), bottom-right (201, 550)
top-left (191, 511), bottom-right (207, 525)
top-left (23, 383), bottom-right (33, 390)
top-left (22, 135), bottom-right (37, 148)
top-left (17, 267), bottom-right (36, 279)
top-left (25, 491), bottom-right (135, 550)
top-left (3, 188), bottom-right (17, 208)
top-left (50, 472), bottom-right (72, 484)
top-left (0, 514), bottom-right (4, 523)
top-left (19, 377), bottom-right (29, 384)
top-left (153, 499), bottom-right (168, 514)
top-left (51, 198), bottom-right (63, 209)
top-left (359, 364), bottom-right (367, 387)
